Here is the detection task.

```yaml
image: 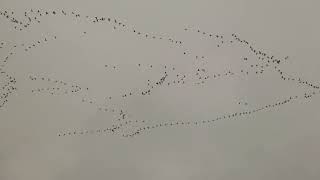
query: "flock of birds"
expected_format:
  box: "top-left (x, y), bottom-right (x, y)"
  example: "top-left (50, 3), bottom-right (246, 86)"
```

top-left (1, 8), bottom-right (319, 138)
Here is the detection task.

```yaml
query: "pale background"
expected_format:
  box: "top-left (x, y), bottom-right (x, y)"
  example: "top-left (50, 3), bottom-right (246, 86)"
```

top-left (1, 0), bottom-right (320, 180)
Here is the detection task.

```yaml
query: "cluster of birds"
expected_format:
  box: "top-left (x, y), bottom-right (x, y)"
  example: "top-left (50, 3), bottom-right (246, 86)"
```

top-left (0, 70), bottom-right (17, 108)
top-left (0, 8), bottom-right (184, 49)
top-left (1, 9), bottom-right (82, 31)
top-left (1, 8), bottom-right (319, 138)
top-left (0, 39), bottom-right (16, 108)
top-left (29, 74), bottom-right (88, 95)
top-left (0, 33), bottom-right (57, 109)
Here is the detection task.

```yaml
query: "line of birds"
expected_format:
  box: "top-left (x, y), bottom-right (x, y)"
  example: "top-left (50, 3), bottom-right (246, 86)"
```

top-left (59, 90), bottom-right (320, 138)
